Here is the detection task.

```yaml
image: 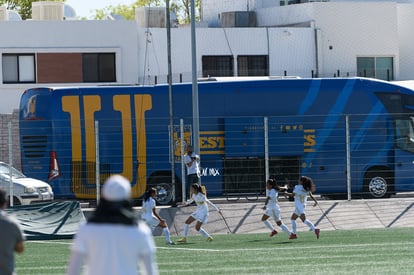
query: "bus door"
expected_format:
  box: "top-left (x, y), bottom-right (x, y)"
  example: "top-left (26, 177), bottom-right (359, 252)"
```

top-left (394, 117), bottom-right (414, 192)
top-left (375, 92), bottom-right (414, 192)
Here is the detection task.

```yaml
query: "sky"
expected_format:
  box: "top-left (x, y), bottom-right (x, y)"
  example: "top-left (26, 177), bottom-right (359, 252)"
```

top-left (65, 0), bottom-right (137, 18)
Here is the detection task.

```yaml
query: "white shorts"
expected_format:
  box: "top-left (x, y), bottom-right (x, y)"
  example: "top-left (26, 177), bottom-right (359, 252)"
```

top-left (293, 204), bottom-right (306, 216)
top-left (191, 209), bottom-right (209, 224)
top-left (143, 217), bottom-right (160, 230)
top-left (265, 207), bottom-right (282, 221)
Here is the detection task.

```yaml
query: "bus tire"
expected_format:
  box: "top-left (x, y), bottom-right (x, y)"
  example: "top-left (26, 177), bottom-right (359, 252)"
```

top-left (148, 176), bottom-right (182, 205)
top-left (363, 171), bottom-right (392, 199)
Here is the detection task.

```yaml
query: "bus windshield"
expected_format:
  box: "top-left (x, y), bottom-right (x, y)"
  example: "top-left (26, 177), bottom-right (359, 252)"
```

top-left (395, 117), bottom-right (414, 152)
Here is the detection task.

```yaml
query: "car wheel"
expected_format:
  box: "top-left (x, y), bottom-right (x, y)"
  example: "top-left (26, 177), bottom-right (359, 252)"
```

top-left (8, 196), bottom-right (21, 206)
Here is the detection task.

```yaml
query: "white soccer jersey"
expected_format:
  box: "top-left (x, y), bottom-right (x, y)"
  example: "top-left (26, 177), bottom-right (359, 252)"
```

top-left (188, 192), bottom-right (219, 224)
top-left (265, 188), bottom-right (282, 221)
top-left (141, 197), bottom-right (160, 229)
top-left (293, 184), bottom-right (309, 215)
top-left (266, 189), bottom-right (279, 209)
top-left (141, 197), bottom-right (156, 221)
top-left (70, 221), bottom-right (157, 275)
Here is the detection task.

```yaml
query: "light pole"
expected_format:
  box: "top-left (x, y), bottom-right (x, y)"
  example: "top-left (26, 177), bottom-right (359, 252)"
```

top-left (190, 0), bottom-right (200, 154)
top-left (166, 0), bottom-right (176, 202)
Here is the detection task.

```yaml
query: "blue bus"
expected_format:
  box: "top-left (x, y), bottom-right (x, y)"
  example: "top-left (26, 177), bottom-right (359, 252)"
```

top-left (19, 77), bottom-right (414, 204)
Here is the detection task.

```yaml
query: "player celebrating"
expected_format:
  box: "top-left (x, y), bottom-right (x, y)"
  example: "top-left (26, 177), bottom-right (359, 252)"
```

top-left (261, 178), bottom-right (293, 238)
top-left (286, 176), bottom-right (320, 239)
top-left (141, 188), bottom-right (174, 245)
top-left (177, 183), bottom-right (222, 243)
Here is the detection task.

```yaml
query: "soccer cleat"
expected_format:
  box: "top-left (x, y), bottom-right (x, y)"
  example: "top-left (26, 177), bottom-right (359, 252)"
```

top-left (315, 228), bottom-right (320, 239)
top-left (269, 230), bottom-right (278, 237)
top-left (177, 237), bottom-right (187, 243)
top-left (166, 241), bottom-right (176, 245)
top-left (288, 233), bottom-right (297, 239)
top-left (207, 237), bottom-right (214, 242)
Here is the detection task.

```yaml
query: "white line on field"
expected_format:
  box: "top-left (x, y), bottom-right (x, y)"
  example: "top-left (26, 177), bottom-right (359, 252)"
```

top-left (29, 240), bottom-right (414, 254)
top-left (29, 240), bottom-right (71, 245)
top-left (156, 242), bottom-right (414, 252)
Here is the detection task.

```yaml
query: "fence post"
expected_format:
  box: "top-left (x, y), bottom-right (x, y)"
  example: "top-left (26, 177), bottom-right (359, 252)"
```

top-left (8, 122), bottom-right (13, 207)
top-left (346, 115), bottom-right (351, 201)
top-left (264, 117), bottom-right (269, 182)
top-left (180, 119), bottom-right (186, 203)
top-left (95, 120), bottom-right (100, 204)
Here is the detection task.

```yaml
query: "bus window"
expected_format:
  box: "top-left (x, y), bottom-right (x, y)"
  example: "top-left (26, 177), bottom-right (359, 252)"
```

top-left (395, 118), bottom-right (414, 152)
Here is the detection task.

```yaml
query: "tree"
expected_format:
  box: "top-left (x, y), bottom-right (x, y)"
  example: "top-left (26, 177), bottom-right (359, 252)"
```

top-left (177, 0), bottom-right (201, 23)
top-left (92, 0), bottom-right (201, 23)
top-left (0, 0), bottom-right (64, 20)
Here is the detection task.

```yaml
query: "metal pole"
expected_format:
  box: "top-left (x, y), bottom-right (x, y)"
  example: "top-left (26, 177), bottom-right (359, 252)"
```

top-left (264, 117), bottom-right (269, 180)
top-left (95, 121), bottom-right (100, 204)
top-left (8, 122), bottom-right (13, 207)
top-left (166, 0), bottom-right (176, 203)
top-left (264, 117), bottom-right (269, 197)
top-left (346, 115), bottom-right (351, 201)
top-left (190, 0), bottom-right (200, 154)
top-left (180, 119), bottom-right (186, 203)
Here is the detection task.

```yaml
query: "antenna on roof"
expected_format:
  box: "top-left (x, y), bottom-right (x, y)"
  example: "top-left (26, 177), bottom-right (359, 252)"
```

top-left (106, 13), bottom-right (125, 20)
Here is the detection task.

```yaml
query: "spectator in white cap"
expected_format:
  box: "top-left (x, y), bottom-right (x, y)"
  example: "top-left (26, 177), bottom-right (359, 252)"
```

top-left (67, 174), bottom-right (159, 275)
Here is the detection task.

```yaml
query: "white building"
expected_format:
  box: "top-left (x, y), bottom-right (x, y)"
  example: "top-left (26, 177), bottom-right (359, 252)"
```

top-left (0, 0), bottom-right (414, 114)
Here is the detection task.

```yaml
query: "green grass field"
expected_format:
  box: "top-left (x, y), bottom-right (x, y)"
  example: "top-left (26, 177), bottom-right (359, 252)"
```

top-left (16, 227), bottom-right (414, 274)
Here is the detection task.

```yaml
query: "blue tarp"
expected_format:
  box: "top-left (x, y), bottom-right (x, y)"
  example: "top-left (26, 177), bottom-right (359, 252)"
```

top-left (5, 201), bottom-right (85, 240)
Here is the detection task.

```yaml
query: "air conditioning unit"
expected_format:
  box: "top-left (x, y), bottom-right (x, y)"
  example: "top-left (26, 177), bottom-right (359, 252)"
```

top-left (32, 1), bottom-right (64, 20)
top-left (0, 6), bottom-right (8, 21)
top-left (135, 7), bottom-right (166, 28)
top-left (220, 11), bottom-right (256, 28)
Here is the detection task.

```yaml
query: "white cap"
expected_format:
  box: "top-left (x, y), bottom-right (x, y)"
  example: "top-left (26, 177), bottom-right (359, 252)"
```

top-left (102, 175), bottom-right (131, 202)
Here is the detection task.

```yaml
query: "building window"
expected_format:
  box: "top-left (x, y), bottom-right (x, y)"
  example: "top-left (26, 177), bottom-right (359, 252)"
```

top-left (82, 53), bottom-right (116, 82)
top-left (357, 57), bottom-right (394, 81)
top-left (202, 55), bottom-right (233, 77)
top-left (2, 54), bottom-right (36, 83)
top-left (237, 55), bottom-right (269, 76)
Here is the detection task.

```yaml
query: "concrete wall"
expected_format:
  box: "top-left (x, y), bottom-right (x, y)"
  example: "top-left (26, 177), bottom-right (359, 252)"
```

top-left (136, 26), bottom-right (315, 84)
top-left (0, 20), bottom-right (139, 114)
top-left (397, 3), bottom-right (414, 80)
top-left (313, 2), bottom-right (399, 78)
top-left (0, 110), bottom-right (20, 169)
top-left (257, 2), bottom-right (401, 77)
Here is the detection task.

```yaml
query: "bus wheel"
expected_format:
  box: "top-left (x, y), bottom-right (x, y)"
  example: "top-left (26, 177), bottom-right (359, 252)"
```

top-left (363, 172), bottom-right (391, 199)
top-left (153, 182), bottom-right (173, 205)
top-left (148, 175), bottom-right (182, 205)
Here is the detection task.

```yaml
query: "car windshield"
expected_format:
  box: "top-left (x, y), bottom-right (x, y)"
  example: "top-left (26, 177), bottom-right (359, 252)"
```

top-left (0, 163), bottom-right (25, 179)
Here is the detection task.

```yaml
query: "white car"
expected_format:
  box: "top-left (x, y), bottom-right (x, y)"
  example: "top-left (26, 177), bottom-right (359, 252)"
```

top-left (0, 162), bottom-right (54, 205)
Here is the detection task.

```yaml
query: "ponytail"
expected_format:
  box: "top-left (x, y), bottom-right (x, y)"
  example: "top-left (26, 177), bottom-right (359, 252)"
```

top-left (144, 188), bottom-right (156, 202)
top-left (191, 183), bottom-right (204, 194)
top-left (301, 176), bottom-right (316, 192)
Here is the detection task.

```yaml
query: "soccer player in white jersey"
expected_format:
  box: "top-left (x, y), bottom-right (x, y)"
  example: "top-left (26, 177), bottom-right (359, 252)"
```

top-left (67, 175), bottom-right (158, 275)
top-left (286, 176), bottom-right (320, 240)
top-left (141, 188), bottom-right (174, 245)
top-left (177, 183), bottom-right (222, 243)
top-left (261, 178), bottom-right (293, 238)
